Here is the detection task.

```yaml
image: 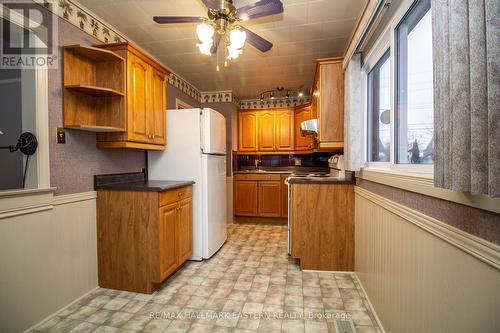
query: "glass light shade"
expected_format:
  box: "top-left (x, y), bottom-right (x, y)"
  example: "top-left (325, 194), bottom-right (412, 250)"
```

top-left (226, 46), bottom-right (243, 60)
top-left (196, 23), bottom-right (214, 43)
top-left (229, 29), bottom-right (246, 49)
top-left (197, 41), bottom-right (213, 56)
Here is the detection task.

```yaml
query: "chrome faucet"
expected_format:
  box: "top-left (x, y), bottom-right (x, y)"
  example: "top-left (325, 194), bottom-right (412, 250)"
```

top-left (254, 159), bottom-right (262, 170)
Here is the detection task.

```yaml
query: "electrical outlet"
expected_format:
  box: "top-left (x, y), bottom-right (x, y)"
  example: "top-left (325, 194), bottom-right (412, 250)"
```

top-left (56, 128), bottom-right (66, 144)
top-left (294, 158), bottom-right (301, 166)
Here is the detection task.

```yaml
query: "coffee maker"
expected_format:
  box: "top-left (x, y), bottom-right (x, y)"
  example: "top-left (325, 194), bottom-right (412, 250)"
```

top-left (328, 154), bottom-right (345, 178)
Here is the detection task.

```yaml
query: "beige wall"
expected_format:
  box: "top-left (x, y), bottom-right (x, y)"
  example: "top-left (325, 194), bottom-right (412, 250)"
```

top-left (0, 191), bottom-right (98, 332)
top-left (355, 187), bottom-right (500, 333)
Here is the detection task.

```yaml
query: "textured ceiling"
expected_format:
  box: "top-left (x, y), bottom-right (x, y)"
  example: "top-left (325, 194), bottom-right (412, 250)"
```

top-left (77, 0), bottom-right (367, 99)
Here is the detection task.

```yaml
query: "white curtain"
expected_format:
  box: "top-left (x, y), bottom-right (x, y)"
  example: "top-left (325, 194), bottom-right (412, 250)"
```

top-left (344, 53), bottom-right (364, 171)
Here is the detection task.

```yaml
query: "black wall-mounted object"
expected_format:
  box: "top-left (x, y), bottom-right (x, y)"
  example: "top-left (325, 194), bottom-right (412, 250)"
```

top-left (0, 132), bottom-right (38, 188)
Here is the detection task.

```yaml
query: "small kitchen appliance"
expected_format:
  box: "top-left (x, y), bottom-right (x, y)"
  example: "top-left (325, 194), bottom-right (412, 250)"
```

top-left (329, 154), bottom-right (346, 178)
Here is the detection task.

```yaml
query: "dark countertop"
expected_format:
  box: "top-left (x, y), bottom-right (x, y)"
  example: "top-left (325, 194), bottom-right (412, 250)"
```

top-left (94, 172), bottom-right (194, 192)
top-left (287, 171), bottom-right (355, 185)
top-left (95, 180), bottom-right (195, 192)
top-left (234, 167), bottom-right (330, 174)
top-left (287, 176), bottom-right (355, 184)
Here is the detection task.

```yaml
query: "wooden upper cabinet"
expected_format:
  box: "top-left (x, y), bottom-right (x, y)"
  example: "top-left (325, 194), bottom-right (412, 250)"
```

top-left (96, 42), bottom-right (168, 151)
top-left (313, 58), bottom-right (344, 149)
top-left (238, 112), bottom-right (258, 152)
top-left (275, 109), bottom-right (294, 151)
top-left (150, 68), bottom-right (167, 145)
top-left (128, 53), bottom-right (149, 143)
top-left (294, 104), bottom-right (313, 151)
top-left (258, 111), bottom-right (276, 152)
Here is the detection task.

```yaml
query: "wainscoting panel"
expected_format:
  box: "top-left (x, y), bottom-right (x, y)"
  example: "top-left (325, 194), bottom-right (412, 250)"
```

top-left (0, 191), bottom-right (98, 333)
top-left (355, 187), bottom-right (500, 333)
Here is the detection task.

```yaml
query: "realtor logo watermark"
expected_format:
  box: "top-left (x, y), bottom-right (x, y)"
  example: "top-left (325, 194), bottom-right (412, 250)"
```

top-left (0, 0), bottom-right (58, 69)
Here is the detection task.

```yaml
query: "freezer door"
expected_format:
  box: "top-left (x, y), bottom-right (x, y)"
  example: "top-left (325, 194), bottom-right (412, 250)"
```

top-left (201, 154), bottom-right (227, 258)
top-left (201, 108), bottom-right (226, 155)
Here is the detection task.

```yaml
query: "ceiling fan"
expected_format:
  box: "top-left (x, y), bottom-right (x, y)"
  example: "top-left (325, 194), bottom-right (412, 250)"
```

top-left (153, 0), bottom-right (283, 66)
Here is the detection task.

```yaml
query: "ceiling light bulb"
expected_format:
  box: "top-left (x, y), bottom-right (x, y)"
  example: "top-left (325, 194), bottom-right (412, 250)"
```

top-left (197, 41), bottom-right (213, 56)
top-left (196, 23), bottom-right (214, 43)
top-left (298, 92), bottom-right (304, 97)
top-left (229, 29), bottom-right (246, 50)
top-left (226, 46), bottom-right (243, 60)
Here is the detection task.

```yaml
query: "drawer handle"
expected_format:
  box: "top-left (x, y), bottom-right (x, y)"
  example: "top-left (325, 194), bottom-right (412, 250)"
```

top-left (178, 192), bottom-right (182, 197)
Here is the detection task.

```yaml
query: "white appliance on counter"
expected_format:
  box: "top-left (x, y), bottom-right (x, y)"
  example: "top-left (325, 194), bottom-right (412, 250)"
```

top-left (328, 154), bottom-right (346, 178)
top-left (148, 108), bottom-right (227, 260)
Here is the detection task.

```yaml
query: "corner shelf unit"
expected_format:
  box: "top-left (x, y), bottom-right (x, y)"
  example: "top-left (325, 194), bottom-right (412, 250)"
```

top-left (63, 45), bottom-right (126, 132)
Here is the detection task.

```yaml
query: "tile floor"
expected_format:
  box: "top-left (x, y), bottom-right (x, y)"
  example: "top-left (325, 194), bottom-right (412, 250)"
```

top-left (33, 224), bottom-right (381, 333)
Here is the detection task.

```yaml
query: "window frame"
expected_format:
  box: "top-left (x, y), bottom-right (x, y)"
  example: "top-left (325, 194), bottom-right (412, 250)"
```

top-left (361, 0), bottom-right (434, 175)
top-left (0, 5), bottom-right (51, 191)
top-left (367, 49), bottom-right (391, 164)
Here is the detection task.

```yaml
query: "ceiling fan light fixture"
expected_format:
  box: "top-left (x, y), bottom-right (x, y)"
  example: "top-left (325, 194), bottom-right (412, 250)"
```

top-left (229, 28), bottom-right (246, 49)
top-left (197, 41), bottom-right (213, 56)
top-left (196, 22), bottom-right (214, 43)
top-left (226, 46), bottom-right (243, 60)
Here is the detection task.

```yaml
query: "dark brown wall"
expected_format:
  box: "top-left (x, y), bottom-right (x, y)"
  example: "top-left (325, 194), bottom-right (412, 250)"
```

top-left (49, 14), bottom-right (145, 195)
top-left (166, 84), bottom-right (201, 110)
top-left (356, 178), bottom-right (500, 245)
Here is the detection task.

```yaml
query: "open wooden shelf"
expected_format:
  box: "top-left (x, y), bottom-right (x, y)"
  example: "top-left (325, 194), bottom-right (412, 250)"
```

top-left (63, 44), bottom-right (126, 132)
top-left (65, 125), bottom-right (125, 133)
top-left (65, 84), bottom-right (125, 97)
top-left (64, 44), bottom-right (125, 62)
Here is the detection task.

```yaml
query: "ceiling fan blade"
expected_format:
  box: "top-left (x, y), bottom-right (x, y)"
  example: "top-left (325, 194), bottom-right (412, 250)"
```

top-left (201, 0), bottom-right (220, 9)
top-left (239, 26), bottom-right (273, 52)
top-left (236, 0), bottom-right (283, 21)
top-left (211, 34), bottom-right (221, 54)
top-left (153, 16), bottom-right (205, 24)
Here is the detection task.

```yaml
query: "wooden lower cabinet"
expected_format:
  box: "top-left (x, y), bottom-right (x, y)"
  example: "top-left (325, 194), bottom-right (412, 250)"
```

top-left (177, 198), bottom-right (193, 262)
top-left (258, 181), bottom-right (281, 217)
top-left (158, 203), bottom-right (178, 280)
top-left (97, 185), bottom-right (193, 293)
top-left (234, 173), bottom-right (289, 218)
top-left (234, 180), bottom-right (258, 216)
top-left (290, 183), bottom-right (354, 271)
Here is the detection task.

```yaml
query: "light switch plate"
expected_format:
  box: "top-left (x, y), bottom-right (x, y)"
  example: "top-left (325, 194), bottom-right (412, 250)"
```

top-left (56, 128), bottom-right (66, 144)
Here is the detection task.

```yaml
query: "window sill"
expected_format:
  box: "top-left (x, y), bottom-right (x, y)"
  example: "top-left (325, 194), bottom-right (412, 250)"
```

top-left (356, 168), bottom-right (500, 214)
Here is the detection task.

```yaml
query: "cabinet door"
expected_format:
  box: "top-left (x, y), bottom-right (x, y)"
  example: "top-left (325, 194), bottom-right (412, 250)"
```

top-left (177, 197), bottom-right (193, 263)
top-left (234, 181), bottom-right (258, 216)
top-left (319, 61), bottom-right (344, 143)
top-left (275, 109), bottom-right (294, 151)
top-left (258, 111), bottom-right (276, 152)
top-left (258, 181), bottom-right (281, 217)
top-left (149, 69), bottom-right (167, 145)
top-left (238, 112), bottom-right (258, 152)
top-left (294, 105), bottom-right (313, 151)
top-left (127, 53), bottom-right (150, 143)
top-left (158, 202), bottom-right (178, 280)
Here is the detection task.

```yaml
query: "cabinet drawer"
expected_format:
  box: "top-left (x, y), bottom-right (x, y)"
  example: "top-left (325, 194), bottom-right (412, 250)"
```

top-left (234, 173), bottom-right (281, 181)
top-left (159, 186), bottom-right (192, 207)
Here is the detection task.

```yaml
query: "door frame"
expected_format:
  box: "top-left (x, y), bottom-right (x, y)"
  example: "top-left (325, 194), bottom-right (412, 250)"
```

top-left (0, 5), bottom-right (50, 190)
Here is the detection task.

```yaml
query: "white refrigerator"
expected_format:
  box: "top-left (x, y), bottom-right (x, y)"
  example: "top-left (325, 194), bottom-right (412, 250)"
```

top-left (148, 108), bottom-right (227, 260)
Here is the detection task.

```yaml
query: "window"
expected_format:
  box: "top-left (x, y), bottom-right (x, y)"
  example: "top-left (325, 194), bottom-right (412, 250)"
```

top-left (395, 0), bottom-right (433, 164)
top-left (367, 50), bottom-right (391, 162)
